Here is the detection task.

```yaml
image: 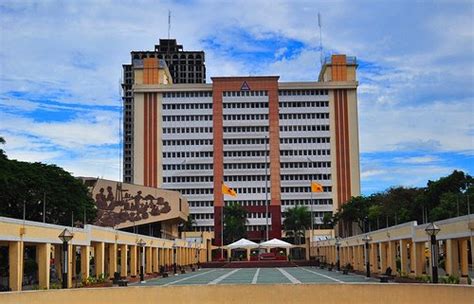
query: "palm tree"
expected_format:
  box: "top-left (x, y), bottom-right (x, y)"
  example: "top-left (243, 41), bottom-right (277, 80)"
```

top-left (223, 203), bottom-right (248, 243)
top-left (283, 205), bottom-right (311, 245)
top-left (182, 215), bottom-right (196, 231)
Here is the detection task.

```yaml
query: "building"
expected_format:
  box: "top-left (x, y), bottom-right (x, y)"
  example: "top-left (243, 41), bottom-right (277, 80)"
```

top-left (128, 54), bottom-right (360, 245)
top-left (122, 39), bottom-right (206, 183)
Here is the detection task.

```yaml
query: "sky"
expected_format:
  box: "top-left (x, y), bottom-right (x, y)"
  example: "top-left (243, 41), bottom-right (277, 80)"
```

top-left (0, 0), bottom-right (473, 195)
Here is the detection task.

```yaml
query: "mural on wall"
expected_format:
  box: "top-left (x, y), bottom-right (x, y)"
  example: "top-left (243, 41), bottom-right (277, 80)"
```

top-left (93, 183), bottom-right (172, 227)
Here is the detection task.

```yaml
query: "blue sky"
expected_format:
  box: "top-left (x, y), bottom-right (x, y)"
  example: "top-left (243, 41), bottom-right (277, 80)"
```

top-left (0, 0), bottom-right (473, 194)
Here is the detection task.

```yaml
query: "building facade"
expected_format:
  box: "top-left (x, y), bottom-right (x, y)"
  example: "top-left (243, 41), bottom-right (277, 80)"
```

top-left (129, 54), bottom-right (360, 244)
top-left (122, 39), bottom-right (206, 183)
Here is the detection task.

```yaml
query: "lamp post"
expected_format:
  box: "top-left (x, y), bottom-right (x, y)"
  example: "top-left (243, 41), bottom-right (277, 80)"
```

top-left (137, 239), bottom-right (146, 283)
top-left (362, 235), bottom-right (372, 278)
top-left (58, 228), bottom-right (74, 289)
top-left (425, 223), bottom-right (440, 283)
top-left (172, 241), bottom-right (177, 275)
top-left (335, 237), bottom-right (341, 271)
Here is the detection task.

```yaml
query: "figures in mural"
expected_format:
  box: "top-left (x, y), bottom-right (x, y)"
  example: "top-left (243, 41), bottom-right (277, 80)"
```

top-left (93, 184), bottom-right (173, 227)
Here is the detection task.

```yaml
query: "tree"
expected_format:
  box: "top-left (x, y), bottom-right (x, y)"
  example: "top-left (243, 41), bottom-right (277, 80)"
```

top-left (0, 144), bottom-right (97, 225)
top-left (182, 215), bottom-right (196, 232)
top-left (0, 136), bottom-right (5, 159)
top-left (283, 205), bottom-right (311, 245)
top-left (223, 203), bottom-right (248, 243)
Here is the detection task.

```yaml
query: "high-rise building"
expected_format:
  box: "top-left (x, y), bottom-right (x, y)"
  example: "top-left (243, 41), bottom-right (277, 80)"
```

top-left (128, 54), bottom-right (360, 244)
top-left (122, 39), bottom-right (206, 183)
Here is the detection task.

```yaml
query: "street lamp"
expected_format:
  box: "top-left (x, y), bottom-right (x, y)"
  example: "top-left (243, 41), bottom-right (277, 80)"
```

top-left (425, 223), bottom-right (440, 283)
top-left (362, 235), bottom-right (372, 278)
top-left (335, 237), bottom-right (341, 271)
top-left (137, 239), bottom-right (146, 283)
top-left (172, 241), bottom-right (177, 275)
top-left (58, 228), bottom-right (74, 289)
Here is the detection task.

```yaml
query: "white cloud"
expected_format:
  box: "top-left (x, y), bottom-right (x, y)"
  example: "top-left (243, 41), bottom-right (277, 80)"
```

top-left (395, 155), bottom-right (440, 164)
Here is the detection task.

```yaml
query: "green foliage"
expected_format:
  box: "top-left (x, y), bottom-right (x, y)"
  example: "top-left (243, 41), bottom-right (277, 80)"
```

top-left (182, 215), bottom-right (196, 231)
top-left (24, 258), bottom-right (37, 277)
top-left (223, 203), bottom-right (248, 243)
top-left (0, 140), bottom-right (96, 225)
top-left (283, 205), bottom-right (311, 245)
top-left (415, 275), bottom-right (431, 283)
top-left (468, 276), bottom-right (472, 285)
top-left (334, 170), bottom-right (472, 235)
top-left (440, 275), bottom-right (460, 284)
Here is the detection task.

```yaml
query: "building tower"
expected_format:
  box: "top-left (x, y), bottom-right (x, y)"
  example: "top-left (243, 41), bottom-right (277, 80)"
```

top-left (128, 52), bottom-right (360, 244)
top-left (122, 39), bottom-right (206, 183)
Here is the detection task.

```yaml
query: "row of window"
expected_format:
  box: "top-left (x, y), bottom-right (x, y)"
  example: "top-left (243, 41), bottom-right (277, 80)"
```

top-left (247, 225), bottom-right (272, 232)
top-left (164, 176), bottom-right (214, 183)
top-left (163, 103), bottom-right (213, 110)
top-left (248, 212), bottom-right (271, 219)
top-left (188, 201), bottom-right (214, 207)
top-left (282, 199), bottom-right (333, 206)
top-left (223, 114), bottom-right (268, 121)
top-left (162, 162), bottom-right (330, 171)
top-left (223, 102), bottom-right (268, 109)
top-left (279, 101), bottom-right (329, 108)
top-left (279, 113), bottom-right (329, 120)
top-left (279, 89), bottom-right (328, 96)
top-left (224, 151), bottom-right (268, 157)
top-left (280, 137), bottom-right (330, 144)
top-left (191, 213), bottom-right (214, 220)
top-left (224, 138), bottom-right (268, 145)
top-left (163, 115), bottom-right (212, 122)
top-left (280, 174), bottom-right (331, 181)
top-left (163, 127), bottom-right (212, 134)
top-left (163, 139), bottom-right (213, 146)
top-left (224, 200), bottom-right (269, 206)
top-left (163, 151), bottom-right (213, 158)
top-left (163, 164), bottom-right (213, 171)
top-left (281, 186), bottom-right (332, 193)
top-left (224, 126), bottom-right (268, 133)
top-left (281, 161), bottom-right (331, 168)
top-left (280, 149), bottom-right (331, 156)
top-left (179, 188), bottom-right (213, 195)
top-left (163, 91), bottom-right (212, 98)
top-left (223, 91), bottom-right (268, 97)
top-left (280, 125), bottom-right (329, 132)
top-left (162, 125), bottom-right (329, 135)
top-left (163, 113), bottom-right (329, 122)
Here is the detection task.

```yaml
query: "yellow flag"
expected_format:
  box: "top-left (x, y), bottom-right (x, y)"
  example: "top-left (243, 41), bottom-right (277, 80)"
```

top-left (222, 183), bottom-right (237, 197)
top-left (311, 181), bottom-right (324, 193)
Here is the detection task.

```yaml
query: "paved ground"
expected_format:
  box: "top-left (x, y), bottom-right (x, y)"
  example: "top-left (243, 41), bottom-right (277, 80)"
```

top-left (132, 267), bottom-right (378, 286)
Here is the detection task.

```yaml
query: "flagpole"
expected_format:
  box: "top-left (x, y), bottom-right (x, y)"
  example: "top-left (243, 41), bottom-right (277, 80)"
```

top-left (221, 191), bottom-right (224, 259)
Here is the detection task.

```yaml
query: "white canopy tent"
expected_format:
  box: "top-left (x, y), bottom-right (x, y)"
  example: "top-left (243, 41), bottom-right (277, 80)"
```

top-left (226, 238), bottom-right (259, 249)
top-left (259, 238), bottom-right (293, 248)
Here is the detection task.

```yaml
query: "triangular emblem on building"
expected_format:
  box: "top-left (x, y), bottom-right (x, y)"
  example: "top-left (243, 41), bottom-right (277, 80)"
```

top-left (240, 81), bottom-right (251, 91)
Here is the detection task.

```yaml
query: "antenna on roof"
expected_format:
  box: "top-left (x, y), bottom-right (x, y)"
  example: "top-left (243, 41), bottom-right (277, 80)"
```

top-left (168, 10), bottom-right (171, 39)
top-left (318, 12), bottom-right (323, 67)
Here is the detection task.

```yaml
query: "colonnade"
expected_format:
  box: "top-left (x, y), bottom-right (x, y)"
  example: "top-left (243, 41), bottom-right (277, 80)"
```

top-left (314, 215), bottom-right (473, 279)
top-left (0, 217), bottom-right (209, 291)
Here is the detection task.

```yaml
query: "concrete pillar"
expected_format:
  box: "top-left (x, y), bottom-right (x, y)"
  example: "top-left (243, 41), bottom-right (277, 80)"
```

top-left (146, 246), bottom-right (153, 273)
top-left (37, 243), bottom-right (51, 289)
top-left (94, 242), bottom-right (105, 277)
top-left (370, 243), bottom-right (378, 273)
top-left (108, 243), bottom-right (117, 277)
top-left (120, 244), bottom-right (127, 278)
top-left (460, 239), bottom-right (469, 277)
top-left (67, 244), bottom-right (73, 288)
top-left (388, 241), bottom-right (397, 273)
top-left (130, 245), bottom-right (137, 277)
top-left (9, 241), bottom-right (24, 291)
top-left (246, 248), bottom-right (251, 261)
top-left (411, 242), bottom-right (424, 276)
top-left (80, 245), bottom-right (90, 281)
top-left (399, 239), bottom-right (408, 275)
top-left (446, 239), bottom-right (459, 276)
top-left (380, 242), bottom-right (387, 273)
top-left (153, 248), bottom-right (159, 273)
